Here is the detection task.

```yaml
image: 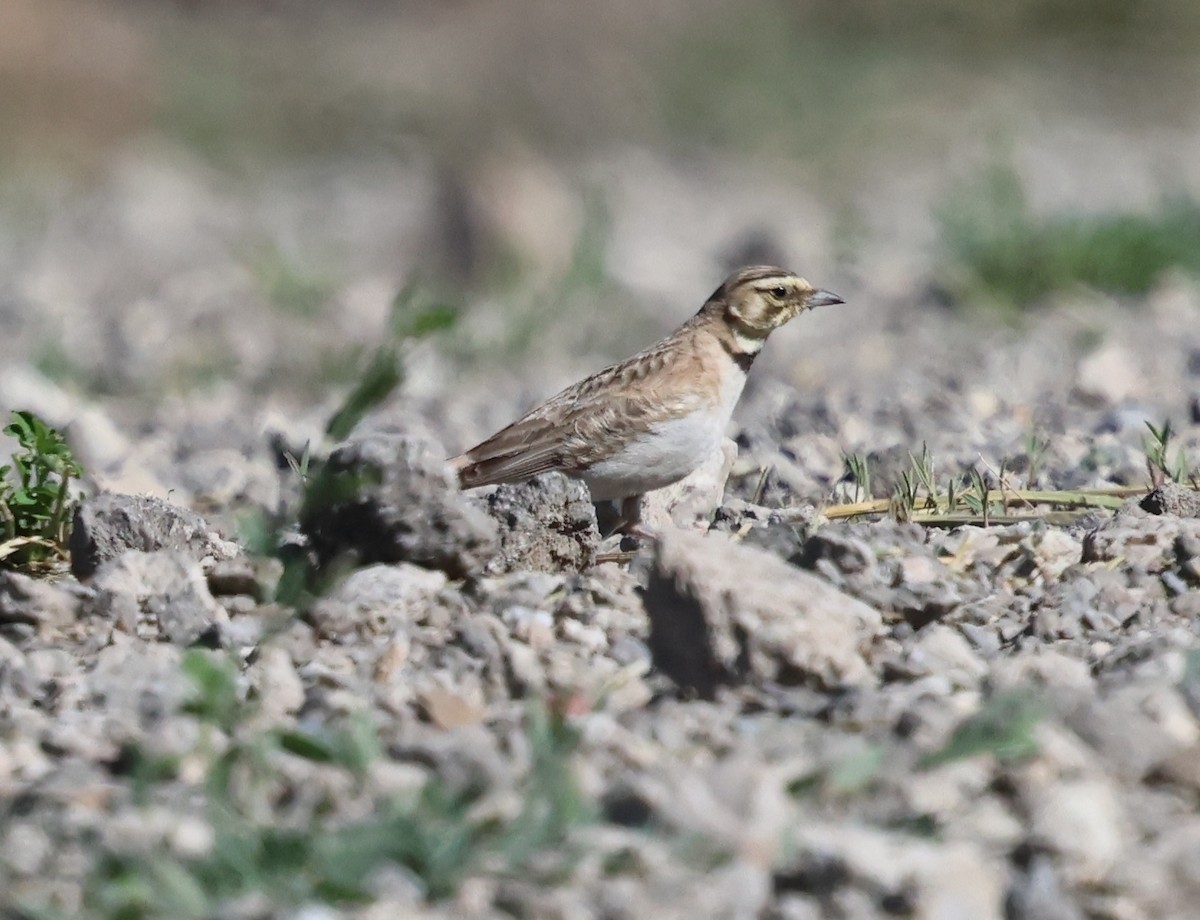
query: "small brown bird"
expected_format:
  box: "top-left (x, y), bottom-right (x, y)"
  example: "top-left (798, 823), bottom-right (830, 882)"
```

top-left (450, 265), bottom-right (843, 528)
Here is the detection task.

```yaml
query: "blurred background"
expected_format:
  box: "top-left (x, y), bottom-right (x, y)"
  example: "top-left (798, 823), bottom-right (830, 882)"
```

top-left (2, 0), bottom-right (1200, 470)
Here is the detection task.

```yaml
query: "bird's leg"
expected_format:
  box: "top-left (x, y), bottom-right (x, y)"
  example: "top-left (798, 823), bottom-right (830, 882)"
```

top-left (615, 494), bottom-right (658, 543)
top-left (594, 494), bottom-right (656, 540)
top-left (593, 496), bottom-right (658, 564)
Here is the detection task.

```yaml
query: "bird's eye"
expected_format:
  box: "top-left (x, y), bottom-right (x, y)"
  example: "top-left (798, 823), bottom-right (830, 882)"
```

top-left (770, 285), bottom-right (788, 299)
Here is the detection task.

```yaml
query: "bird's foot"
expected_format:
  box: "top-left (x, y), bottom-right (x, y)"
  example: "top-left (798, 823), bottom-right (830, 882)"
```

top-left (593, 495), bottom-right (658, 564)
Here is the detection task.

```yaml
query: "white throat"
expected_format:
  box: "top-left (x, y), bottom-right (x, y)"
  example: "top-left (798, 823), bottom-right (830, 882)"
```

top-left (732, 328), bottom-right (767, 354)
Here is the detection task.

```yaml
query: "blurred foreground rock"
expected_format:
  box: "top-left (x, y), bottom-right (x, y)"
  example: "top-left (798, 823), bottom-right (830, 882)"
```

top-left (307, 562), bottom-right (452, 642)
top-left (0, 571), bottom-right (82, 630)
top-left (84, 550), bottom-right (228, 645)
top-left (1075, 342), bottom-right (1143, 405)
top-left (1083, 507), bottom-right (1200, 579)
top-left (644, 529), bottom-right (882, 696)
top-left (300, 433), bottom-right (498, 579)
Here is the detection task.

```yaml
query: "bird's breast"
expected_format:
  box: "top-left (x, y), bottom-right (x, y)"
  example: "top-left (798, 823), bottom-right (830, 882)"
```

top-left (579, 406), bottom-right (733, 501)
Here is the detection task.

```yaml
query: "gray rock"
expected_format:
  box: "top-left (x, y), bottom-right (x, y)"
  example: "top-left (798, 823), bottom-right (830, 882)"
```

top-left (1063, 685), bottom-right (1191, 782)
top-left (1140, 482), bottom-right (1200, 518)
top-left (960, 622), bottom-right (1002, 657)
top-left (1083, 513), bottom-right (1200, 572)
top-left (1142, 820), bottom-right (1200, 913)
top-left (481, 472), bottom-right (599, 574)
top-left (632, 754), bottom-right (796, 875)
top-left (2, 820), bottom-right (53, 876)
top-left (1076, 342), bottom-right (1143, 405)
top-left (205, 555), bottom-right (279, 601)
top-left (84, 550), bottom-right (228, 645)
top-left (893, 583), bottom-right (963, 630)
top-left (1005, 854), bottom-right (1085, 920)
top-left (710, 499), bottom-right (779, 536)
top-left (0, 636), bottom-right (31, 696)
top-left (990, 648), bottom-right (1094, 692)
top-left (779, 823), bottom-right (1005, 919)
top-left (644, 530), bottom-right (882, 697)
top-left (300, 433), bottom-right (498, 579)
top-left (793, 525), bottom-right (884, 579)
top-left (175, 447), bottom-right (281, 511)
top-left (903, 624), bottom-right (987, 688)
top-left (736, 519), bottom-right (809, 562)
top-left (81, 640), bottom-right (195, 747)
top-left (249, 646), bottom-right (305, 719)
top-left (306, 563), bottom-right (450, 641)
top-left (0, 570), bottom-right (83, 629)
top-left (70, 492), bottom-right (240, 580)
top-left (1022, 773), bottom-right (1130, 886)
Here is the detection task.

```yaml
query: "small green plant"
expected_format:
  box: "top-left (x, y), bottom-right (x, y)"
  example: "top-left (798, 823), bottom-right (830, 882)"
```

top-left (1023, 430), bottom-right (1051, 487)
top-left (498, 701), bottom-right (595, 871)
top-left (937, 164), bottom-right (1200, 310)
top-left (842, 452), bottom-right (873, 503)
top-left (34, 334), bottom-right (92, 388)
top-left (810, 441), bottom-right (1138, 529)
top-left (890, 442), bottom-right (939, 521)
top-left (1144, 419), bottom-right (1193, 486)
top-left (180, 650), bottom-right (243, 732)
top-left (0, 410), bottom-right (84, 569)
top-left (961, 469), bottom-right (989, 516)
top-left (919, 692), bottom-right (1044, 769)
top-left (788, 743), bottom-right (887, 800)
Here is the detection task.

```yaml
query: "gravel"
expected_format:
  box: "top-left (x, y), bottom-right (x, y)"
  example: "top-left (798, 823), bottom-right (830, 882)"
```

top-left (2, 145), bottom-right (1200, 920)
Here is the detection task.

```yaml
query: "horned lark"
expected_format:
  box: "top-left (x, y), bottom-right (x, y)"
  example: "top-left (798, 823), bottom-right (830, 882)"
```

top-left (450, 265), bottom-right (843, 528)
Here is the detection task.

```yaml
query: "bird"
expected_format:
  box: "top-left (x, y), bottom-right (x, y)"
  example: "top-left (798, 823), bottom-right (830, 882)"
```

top-left (449, 265), bottom-right (843, 531)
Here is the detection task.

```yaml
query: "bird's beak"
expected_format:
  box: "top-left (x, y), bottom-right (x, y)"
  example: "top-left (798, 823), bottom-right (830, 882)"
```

top-left (805, 289), bottom-right (844, 309)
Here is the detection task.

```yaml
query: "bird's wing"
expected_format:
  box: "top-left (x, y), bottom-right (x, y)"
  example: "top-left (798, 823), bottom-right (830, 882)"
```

top-left (451, 392), bottom-right (620, 488)
top-left (451, 416), bottom-right (577, 488)
top-left (452, 386), bottom-right (701, 489)
top-left (450, 331), bottom-right (707, 490)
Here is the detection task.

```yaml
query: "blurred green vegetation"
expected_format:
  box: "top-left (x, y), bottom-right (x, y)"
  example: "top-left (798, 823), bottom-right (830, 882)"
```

top-left (658, 0), bottom-right (1200, 183)
top-left (919, 692), bottom-right (1044, 769)
top-left (152, 17), bottom-right (402, 166)
top-left (237, 281), bottom-right (458, 607)
top-left (23, 652), bottom-right (593, 920)
top-left (2, 0), bottom-right (1200, 398)
top-left (34, 334), bottom-right (90, 389)
top-left (436, 188), bottom-right (665, 375)
top-left (9, 0), bottom-right (1200, 172)
top-left (936, 165), bottom-right (1200, 311)
top-left (248, 242), bottom-right (336, 318)
top-left (475, 189), bottom-right (615, 356)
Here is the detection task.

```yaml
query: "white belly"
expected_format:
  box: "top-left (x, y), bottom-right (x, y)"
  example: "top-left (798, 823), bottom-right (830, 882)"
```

top-left (580, 409), bottom-right (729, 501)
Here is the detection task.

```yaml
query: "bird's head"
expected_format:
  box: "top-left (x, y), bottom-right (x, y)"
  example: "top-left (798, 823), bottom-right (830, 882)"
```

top-left (713, 265), bottom-right (843, 340)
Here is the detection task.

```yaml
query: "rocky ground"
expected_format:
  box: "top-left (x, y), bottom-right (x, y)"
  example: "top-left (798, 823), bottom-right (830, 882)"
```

top-left (3, 67), bottom-right (1200, 920)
